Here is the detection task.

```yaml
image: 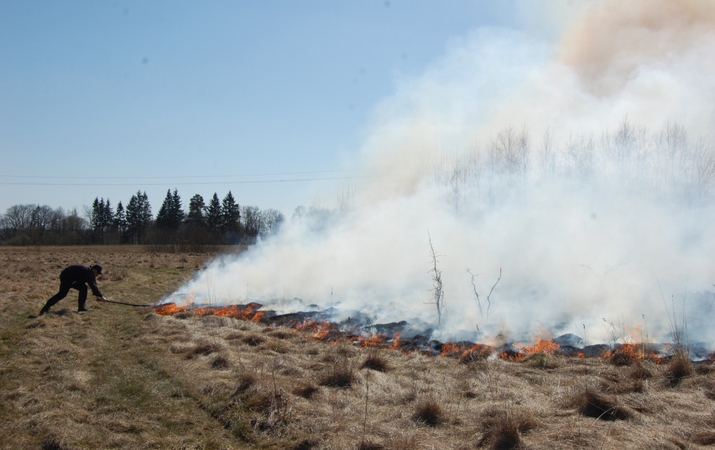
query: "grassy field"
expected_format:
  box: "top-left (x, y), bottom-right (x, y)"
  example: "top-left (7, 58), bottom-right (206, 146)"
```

top-left (1, 246), bottom-right (714, 449)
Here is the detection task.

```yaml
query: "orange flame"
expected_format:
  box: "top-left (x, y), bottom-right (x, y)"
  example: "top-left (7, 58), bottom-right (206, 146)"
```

top-left (440, 343), bottom-right (463, 357)
top-left (599, 343), bottom-right (664, 364)
top-left (513, 339), bottom-right (561, 355)
top-left (295, 320), bottom-right (338, 341)
top-left (154, 301), bottom-right (265, 322)
top-left (154, 302), bottom-right (683, 364)
top-left (500, 350), bottom-right (524, 361)
top-left (390, 332), bottom-right (401, 349)
top-left (358, 334), bottom-right (387, 348)
top-left (153, 302), bottom-right (186, 315)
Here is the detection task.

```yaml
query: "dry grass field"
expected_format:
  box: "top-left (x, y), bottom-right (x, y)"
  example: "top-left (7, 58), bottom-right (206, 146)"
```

top-left (1, 246), bottom-right (714, 449)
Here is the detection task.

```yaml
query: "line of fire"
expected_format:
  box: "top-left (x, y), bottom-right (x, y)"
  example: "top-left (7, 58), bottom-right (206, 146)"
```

top-left (153, 299), bottom-right (715, 365)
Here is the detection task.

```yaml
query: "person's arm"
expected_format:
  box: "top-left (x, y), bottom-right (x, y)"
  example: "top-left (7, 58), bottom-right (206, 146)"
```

top-left (85, 267), bottom-right (104, 298)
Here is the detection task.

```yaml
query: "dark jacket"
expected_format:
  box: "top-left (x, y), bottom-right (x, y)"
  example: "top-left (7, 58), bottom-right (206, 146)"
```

top-left (60, 265), bottom-right (103, 297)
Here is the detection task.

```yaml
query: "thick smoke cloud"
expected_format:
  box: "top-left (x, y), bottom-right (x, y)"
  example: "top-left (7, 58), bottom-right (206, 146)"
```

top-left (165, 0), bottom-right (715, 353)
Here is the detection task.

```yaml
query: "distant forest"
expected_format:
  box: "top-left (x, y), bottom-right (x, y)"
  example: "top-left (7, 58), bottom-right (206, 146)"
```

top-left (0, 189), bottom-right (285, 246)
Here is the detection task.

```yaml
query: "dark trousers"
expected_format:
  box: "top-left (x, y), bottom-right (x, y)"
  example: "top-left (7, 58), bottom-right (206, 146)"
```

top-left (42, 279), bottom-right (88, 312)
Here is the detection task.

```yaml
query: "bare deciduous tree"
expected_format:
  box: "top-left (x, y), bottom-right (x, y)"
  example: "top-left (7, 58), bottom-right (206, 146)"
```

top-left (428, 232), bottom-right (445, 328)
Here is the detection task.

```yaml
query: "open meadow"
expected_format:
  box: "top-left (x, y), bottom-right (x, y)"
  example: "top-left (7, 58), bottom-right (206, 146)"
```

top-left (1, 246), bottom-right (714, 449)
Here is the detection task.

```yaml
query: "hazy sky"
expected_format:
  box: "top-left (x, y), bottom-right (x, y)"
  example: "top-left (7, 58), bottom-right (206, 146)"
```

top-left (1, 0), bottom-right (523, 216)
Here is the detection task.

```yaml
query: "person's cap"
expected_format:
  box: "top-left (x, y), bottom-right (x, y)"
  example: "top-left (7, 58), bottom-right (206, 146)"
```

top-left (91, 264), bottom-right (103, 274)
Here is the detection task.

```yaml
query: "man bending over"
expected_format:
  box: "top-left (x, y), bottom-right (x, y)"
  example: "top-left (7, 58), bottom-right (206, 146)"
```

top-left (39, 264), bottom-right (108, 315)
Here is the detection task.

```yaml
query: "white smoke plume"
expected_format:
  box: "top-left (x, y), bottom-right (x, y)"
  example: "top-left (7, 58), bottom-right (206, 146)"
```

top-left (165, 0), bottom-right (715, 353)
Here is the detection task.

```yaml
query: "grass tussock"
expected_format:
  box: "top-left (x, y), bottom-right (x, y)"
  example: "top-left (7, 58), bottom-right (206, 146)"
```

top-left (233, 373), bottom-right (258, 395)
top-left (211, 355), bottom-right (230, 369)
top-left (412, 397), bottom-right (443, 426)
top-left (358, 440), bottom-right (386, 450)
top-left (41, 435), bottom-right (64, 450)
top-left (572, 390), bottom-right (633, 421)
top-left (2, 246), bottom-right (714, 449)
top-left (293, 438), bottom-right (321, 450)
top-left (319, 364), bottom-right (355, 388)
top-left (186, 341), bottom-right (222, 358)
top-left (629, 361), bottom-right (656, 380)
top-left (666, 353), bottom-right (694, 385)
top-left (360, 351), bottom-right (391, 372)
top-left (690, 431), bottom-right (715, 446)
top-left (243, 334), bottom-right (266, 346)
top-left (477, 407), bottom-right (536, 450)
top-left (519, 351), bottom-right (559, 369)
top-left (292, 383), bottom-right (320, 399)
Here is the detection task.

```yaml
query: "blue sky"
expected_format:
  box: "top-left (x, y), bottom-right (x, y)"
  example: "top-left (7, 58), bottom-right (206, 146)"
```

top-left (1, 0), bottom-right (520, 216)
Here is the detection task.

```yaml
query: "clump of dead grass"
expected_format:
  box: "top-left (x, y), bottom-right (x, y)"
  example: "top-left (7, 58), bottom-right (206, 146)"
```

top-left (690, 431), bottom-right (715, 446)
top-left (571, 389), bottom-right (633, 421)
top-left (41, 435), bottom-right (64, 450)
top-left (293, 383), bottom-right (320, 399)
top-left (704, 383), bottom-right (715, 401)
top-left (264, 329), bottom-right (294, 340)
top-left (242, 334), bottom-right (266, 347)
top-left (520, 351), bottom-right (559, 369)
top-left (477, 406), bottom-right (537, 450)
top-left (412, 396), bottom-right (443, 427)
top-left (186, 341), bottom-right (222, 358)
top-left (360, 351), bottom-right (390, 372)
top-left (666, 352), bottom-right (694, 385)
top-left (292, 438), bottom-right (321, 450)
top-left (358, 440), bottom-right (385, 450)
top-left (211, 355), bottom-right (229, 369)
top-left (233, 373), bottom-right (258, 395)
top-left (629, 361), bottom-right (655, 380)
top-left (319, 364), bottom-right (355, 388)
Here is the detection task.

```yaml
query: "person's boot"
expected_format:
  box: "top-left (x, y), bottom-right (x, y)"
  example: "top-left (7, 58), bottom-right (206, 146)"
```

top-left (39, 305), bottom-right (50, 316)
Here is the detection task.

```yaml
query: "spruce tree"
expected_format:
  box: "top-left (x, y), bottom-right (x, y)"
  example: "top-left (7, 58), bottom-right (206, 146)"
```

top-left (114, 201), bottom-right (128, 243)
top-left (221, 191), bottom-right (240, 234)
top-left (91, 198), bottom-right (103, 234)
top-left (205, 193), bottom-right (222, 231)
top-left (91, 197), bottom-right (113, 243)
top-left (126, 191), bottom-right (152, 244)
top-left (156, 189), bottom-right (184, 230)
top-left (187, 194), bottom-right (205, 226)
top-left (171, 189), bottom-right (184, 225)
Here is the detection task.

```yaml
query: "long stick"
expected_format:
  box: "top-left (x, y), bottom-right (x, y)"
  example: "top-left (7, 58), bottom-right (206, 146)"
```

top-left (99, 299), bottom-right (155, 307)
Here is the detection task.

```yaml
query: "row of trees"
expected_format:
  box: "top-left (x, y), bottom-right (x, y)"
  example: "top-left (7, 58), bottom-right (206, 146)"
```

top-left (0, 189), bottom-right (285, 246)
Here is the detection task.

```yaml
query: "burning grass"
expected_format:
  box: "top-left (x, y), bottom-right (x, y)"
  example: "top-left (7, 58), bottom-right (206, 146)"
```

top-left (1, 246), bottom-right (715, 449)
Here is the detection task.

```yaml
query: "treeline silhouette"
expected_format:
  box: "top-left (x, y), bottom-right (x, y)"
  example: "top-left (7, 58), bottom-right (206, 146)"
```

top-left (0, 189), bottom-right (284, 247)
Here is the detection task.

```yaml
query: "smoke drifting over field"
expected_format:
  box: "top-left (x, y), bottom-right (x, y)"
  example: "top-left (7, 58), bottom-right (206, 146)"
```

top-left (166, 0), bottom-right (715, 351)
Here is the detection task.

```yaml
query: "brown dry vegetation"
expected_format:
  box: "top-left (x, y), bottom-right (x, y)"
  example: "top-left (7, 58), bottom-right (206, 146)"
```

top-left (1, 246), bottom-right (714, 449)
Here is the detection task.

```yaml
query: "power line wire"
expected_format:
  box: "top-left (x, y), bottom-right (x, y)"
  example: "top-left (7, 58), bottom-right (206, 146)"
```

top-left (0, 169), bottom-right (366, 180)
top-left (0, 175), bottom-right (370, 187)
